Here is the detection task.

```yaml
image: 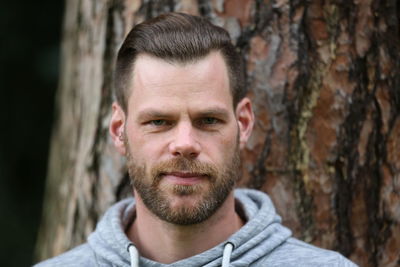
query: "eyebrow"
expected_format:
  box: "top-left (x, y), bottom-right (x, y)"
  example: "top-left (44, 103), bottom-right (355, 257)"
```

top-left (195, 108), bottom-right (230, 120)
top-left (136, 107), bottom-right (231, 121)
top-left (136, 109), bottom-right (172, 122)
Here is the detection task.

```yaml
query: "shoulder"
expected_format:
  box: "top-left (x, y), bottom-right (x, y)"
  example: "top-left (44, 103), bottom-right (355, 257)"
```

top-left (33, 244), bottom-right (99, 267)
top-left (256, 238), bottom-right (358, 267)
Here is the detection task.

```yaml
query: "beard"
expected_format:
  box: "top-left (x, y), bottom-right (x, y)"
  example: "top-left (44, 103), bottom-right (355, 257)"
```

top-left (125, 139), bottom-right (241, 225)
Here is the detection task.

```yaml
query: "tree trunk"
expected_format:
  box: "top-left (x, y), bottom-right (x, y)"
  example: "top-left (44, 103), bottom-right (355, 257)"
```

top-left (36, 1), bottom-right (400, 266)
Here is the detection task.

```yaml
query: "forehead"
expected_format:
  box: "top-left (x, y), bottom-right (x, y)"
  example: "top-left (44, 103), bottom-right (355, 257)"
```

top-left (127, 52), bottom-right (233, 113)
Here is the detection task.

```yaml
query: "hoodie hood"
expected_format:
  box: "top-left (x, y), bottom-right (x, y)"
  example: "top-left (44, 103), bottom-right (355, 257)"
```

top-left (88, 188), bottom-right (292, 266)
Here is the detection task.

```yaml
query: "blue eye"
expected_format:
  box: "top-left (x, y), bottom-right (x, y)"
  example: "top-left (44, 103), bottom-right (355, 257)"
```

top-left (202, 117), bottom-right (218, 124)
top-left (150, 120), bottom-right (166, 126)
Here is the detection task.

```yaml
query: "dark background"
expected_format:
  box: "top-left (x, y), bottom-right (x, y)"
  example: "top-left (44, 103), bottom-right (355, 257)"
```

top-left (0, 1), bottom-right (63, 266)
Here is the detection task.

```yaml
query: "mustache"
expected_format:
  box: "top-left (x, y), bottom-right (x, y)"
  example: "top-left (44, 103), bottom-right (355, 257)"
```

top-left (150, 157), bottom-right (218, 182)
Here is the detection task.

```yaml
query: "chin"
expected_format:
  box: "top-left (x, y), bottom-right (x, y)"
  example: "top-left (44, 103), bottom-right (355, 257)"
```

top-left (164, 184), bottom-right (209, 206)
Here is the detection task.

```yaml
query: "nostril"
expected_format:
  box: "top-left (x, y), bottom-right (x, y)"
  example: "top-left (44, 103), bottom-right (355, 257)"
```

top-left (171, 150), bottom-right (198, 159)
top-left (189, 151), bottom-right (198, 158)
top-left (169, 142), bottom-right (200, 158)
top-left (172, 150), bottom-right (182, 157)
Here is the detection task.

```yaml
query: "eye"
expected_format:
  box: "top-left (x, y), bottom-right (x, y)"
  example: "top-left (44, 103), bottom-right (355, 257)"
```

top-left (142, 119), bottom-right (173, 132)
top-left (149, 119), bottom-right (167, 126)
top-left (201, 117), bottom-right (219, 125)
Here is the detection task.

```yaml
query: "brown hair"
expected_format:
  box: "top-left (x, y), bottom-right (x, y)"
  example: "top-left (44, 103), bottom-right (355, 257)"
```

top-left (114, 12), bottom-right (245, 112)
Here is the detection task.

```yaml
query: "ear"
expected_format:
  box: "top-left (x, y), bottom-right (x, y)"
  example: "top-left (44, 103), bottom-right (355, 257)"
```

top-left (110, 102), bottom-right (126, 155)
top-left (235, 97), bottom-right (254, 149)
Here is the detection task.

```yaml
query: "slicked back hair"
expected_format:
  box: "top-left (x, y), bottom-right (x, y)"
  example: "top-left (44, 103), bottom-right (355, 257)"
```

top-left (114, 12), bottom-right (246, 112)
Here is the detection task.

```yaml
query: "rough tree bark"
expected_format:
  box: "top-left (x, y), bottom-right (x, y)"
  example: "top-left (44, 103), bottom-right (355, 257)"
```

top-left (36, 1), bottom-right (400, 266)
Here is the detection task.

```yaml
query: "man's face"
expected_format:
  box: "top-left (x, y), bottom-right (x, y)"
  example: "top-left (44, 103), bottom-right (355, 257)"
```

top-left (111, 52), bottom-right (253, 225)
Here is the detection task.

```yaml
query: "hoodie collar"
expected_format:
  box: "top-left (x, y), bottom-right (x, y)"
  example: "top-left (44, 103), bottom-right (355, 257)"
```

top-left (88, 189), bottom-right (292, 266)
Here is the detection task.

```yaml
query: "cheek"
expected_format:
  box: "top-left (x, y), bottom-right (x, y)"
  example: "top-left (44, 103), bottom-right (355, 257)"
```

top-left (206, 127), bottom-right (239, 163)
top-left (126, 132), bottom-right (167, 163)
top-left (219, 124), bottom-right (239, 145)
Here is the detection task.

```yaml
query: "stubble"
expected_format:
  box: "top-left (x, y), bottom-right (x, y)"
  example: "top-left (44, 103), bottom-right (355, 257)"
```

top-left (125, 139), bottom-right (241, 225)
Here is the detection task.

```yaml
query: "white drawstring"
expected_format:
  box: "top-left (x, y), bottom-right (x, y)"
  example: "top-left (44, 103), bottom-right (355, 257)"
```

top-left (127, 243), bottom-right (139, 267)
top-left (222, 242), bottom-right (234, 267)
top-left (128, 241), bottom-right (233, 267)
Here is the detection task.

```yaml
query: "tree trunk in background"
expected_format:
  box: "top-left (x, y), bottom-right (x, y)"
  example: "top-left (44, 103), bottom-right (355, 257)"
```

top-left (36, 1), bottom-right (400, 266)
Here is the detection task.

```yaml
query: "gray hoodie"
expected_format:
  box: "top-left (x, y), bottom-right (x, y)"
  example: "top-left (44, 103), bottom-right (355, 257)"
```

top-left (35, 189), bottom-right (358, 266)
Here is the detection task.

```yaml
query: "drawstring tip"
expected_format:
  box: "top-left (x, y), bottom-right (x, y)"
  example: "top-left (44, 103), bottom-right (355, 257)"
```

top-left (127, 243), bottom-right (139, 267)
top-left (222, 242), bottom-right (234, 267)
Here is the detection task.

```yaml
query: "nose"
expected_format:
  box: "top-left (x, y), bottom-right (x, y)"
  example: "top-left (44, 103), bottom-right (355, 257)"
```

top-left (169, 122), bottom-right (201, 158)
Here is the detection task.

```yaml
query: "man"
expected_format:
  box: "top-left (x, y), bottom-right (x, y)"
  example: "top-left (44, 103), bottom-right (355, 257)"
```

top-left (36, 13), bottom-right (357, 267)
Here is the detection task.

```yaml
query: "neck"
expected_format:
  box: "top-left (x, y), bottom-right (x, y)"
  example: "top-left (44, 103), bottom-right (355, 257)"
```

top-left (127, 191), bottom-right (243, 264)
